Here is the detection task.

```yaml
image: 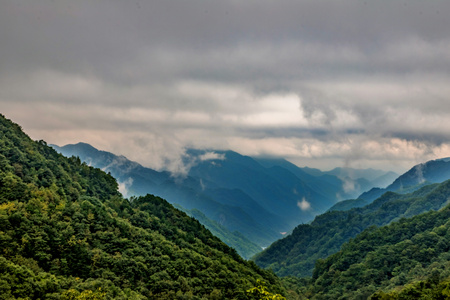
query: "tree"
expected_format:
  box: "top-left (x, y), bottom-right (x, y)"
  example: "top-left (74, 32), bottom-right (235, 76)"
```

top-left (246, 280), bottom-right (286, 300)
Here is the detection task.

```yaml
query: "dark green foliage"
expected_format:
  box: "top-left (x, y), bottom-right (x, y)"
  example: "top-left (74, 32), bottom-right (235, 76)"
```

top-left (0, 114), bottom-right (284, 299)
top-left (371, 275), bottom-right (450, 299)
top-left (53, 143), bottom-right (286, 249)
top-left (326, 198), bottom-right (368, 212)
top-left (0, 115), bottom-right (119, 204)
top-left (253, 181), bottom-right (450, 277)
top-left (303, 203), bottom-right (450, 299)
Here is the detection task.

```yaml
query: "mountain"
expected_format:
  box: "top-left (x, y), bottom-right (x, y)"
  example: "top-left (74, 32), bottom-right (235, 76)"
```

top-left (359, 158), bottom-right (450, 203)
top-left (182, 208), bottom-right (262, 260)
top-left (325, 167), bottom-right (392, 181)
top-left (186, 150), bottom-right (334, 227)
top-left (259, 159), bottom-right (397, 201)
top-left (326, 198), bottom-right (368, 212)
top-left (303, 200), bottom-right (450, 299)
top-left (253, 179), bottom-right (450, 278)
top-left (52, 143), bottom-right (282, 255)
top-left (53, 143), bottom-right (398, 256)
top-left (0, 114), bottom-right (285, 299)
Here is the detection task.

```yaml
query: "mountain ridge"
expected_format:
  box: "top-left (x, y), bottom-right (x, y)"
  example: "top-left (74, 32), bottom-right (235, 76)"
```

top-left (53, 142), bottom-right (398, 255)
top-left (52, 143), bottom-right (285, 254)
top-left (358, 158), bottom-right (450, 203)
top-left (0, 113), bottom-right (285, 299)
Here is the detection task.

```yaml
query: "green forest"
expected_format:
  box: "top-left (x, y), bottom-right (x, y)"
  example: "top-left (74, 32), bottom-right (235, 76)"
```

top-left (0, 114), bottom-right (285, 299)
top-left (303, 203), bottom-right (450, 299)
top-left (254, 181), bottom-right (450, 278)
top-left (4, 112), bottom-right (450, 300)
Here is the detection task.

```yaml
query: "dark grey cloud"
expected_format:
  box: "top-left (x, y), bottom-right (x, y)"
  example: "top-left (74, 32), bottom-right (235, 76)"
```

top-left (1, 0), bottom-right (450, 172)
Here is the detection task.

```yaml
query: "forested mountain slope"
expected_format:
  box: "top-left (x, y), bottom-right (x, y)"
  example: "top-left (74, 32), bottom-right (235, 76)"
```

top-left (0, 114), bottom-right (284, 299)
top-left (181, 208), bottom-right (262, 260)
top-left (303, 202), bottom-right (450, 299)
top-left (54, 143), bottom-right (396, 256)
top-left (52, 143), bottom-right (287, 251)
top-left (253, 180), bottom-right (450, 278)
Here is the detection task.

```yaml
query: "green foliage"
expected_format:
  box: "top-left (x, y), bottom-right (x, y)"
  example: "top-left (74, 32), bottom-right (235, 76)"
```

top-left (371, 276), bottom-right (450, 299)
top-left (184, 208), bottom-right (262, 260)
top-left (253, 181), bottom-right (450, 277)
top-left (246, 280), bottom-right (286, 300)
top-left (301, 202), bottom-right (450, 299)
top-left (0, 114), bottom-right (285, 299)
top-left (61, 288), bottom-right (107, 300)
top-left (326, 198), bottom-right (368, 212)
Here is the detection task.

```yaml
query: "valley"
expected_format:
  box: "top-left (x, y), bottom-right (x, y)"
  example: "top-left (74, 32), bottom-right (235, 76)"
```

top-left (51, 142), bottom-right (396, 259)
top-left (3, 113), bottom-right (450, 299)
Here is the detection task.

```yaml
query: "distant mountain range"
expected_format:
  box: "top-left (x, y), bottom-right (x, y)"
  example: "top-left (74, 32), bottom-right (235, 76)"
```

top-left (52, 142), bottom-right (396, 258)
top-left (329, 157), bottom-right (450, 212)
top-left (253, 157), bottom-right (450, 277)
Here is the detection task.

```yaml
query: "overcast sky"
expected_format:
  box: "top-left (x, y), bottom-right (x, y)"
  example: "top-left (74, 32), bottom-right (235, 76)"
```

top-left (1, 0), bottom-right (450, 173)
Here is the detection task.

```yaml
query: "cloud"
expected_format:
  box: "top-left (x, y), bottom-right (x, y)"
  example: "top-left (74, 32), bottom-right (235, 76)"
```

top-left (199, 152), bottom-right (226, 161)
top-left (414, 164), bottom-right (426, 184)
top-left (297, 198), bottom-right (311, 211)
top-left (118, 177), bottom-right (133, 198)
top-left (341, 178), bottom-right (356, 194)
top-left (1, 0), bottom-right (450, 173)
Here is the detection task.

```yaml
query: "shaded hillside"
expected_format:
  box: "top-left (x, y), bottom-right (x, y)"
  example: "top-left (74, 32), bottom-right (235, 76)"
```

top-left (187, 150), bottom-right (335, 227)
top-left (359, 158), bottom-right (450, 203)
top-left (253, 180), bottom-right (450, 278)
top-left (183, 208), bottom-right (262, 260)
top-left (56, 144), bottom-right (367, 249)
top-left (52, 143), bottom-right (282, 252)
top-left (0, 114), bottom-right (284, 299)
top-left (255, 159), bottom-right (397, 202)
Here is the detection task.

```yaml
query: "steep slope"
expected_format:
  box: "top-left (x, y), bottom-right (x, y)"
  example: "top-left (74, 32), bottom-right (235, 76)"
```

top-left (52, 143), bottom-right (282, 253)
top-left (56, 144), bottom-right (361, 248)
top-left (51, 142), bottom-right (171, 195)
top-left (0, 114), bottom-right (284, 299)
top-left (183, 208), bottom-right (262, 260)
top-left (253, 180), bottom-right (450, 278)
top-left (306, 202), bottom-right (450, 299)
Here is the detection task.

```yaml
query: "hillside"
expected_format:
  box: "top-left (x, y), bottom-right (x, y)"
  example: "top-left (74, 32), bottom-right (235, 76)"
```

top-left (52, 143), bottom-right (283, 253)
top-left (255, 159), bottom-right (397, 201)
top-left (303, 202), bottom-right (450, 299)
top-left (0, 114), bottom-right (285, 299)
top-left (326, 158), bottom-right (450, 213)
top-left (182, 208), bottom-right (262, 260)
top-left (186, 149), bottom-right (333, 227)
top-left (53, 143), bottom-right (395, 254)
top-left (358, 158), bottom-right (450, 204)
top-left (253, 180), bottom-right (450, 278)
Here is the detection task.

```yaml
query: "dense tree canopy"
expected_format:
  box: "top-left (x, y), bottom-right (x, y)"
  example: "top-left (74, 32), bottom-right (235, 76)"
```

top-left (253, 181), bottom-right (450, 278)
top-left (267, 198), bottom-right (450, 299)
top-left (0, 114), bottom-right (284, 299)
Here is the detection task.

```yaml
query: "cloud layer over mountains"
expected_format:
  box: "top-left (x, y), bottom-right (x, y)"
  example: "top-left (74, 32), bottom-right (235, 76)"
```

top-left (1, 0), bottom-right (450, 172)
